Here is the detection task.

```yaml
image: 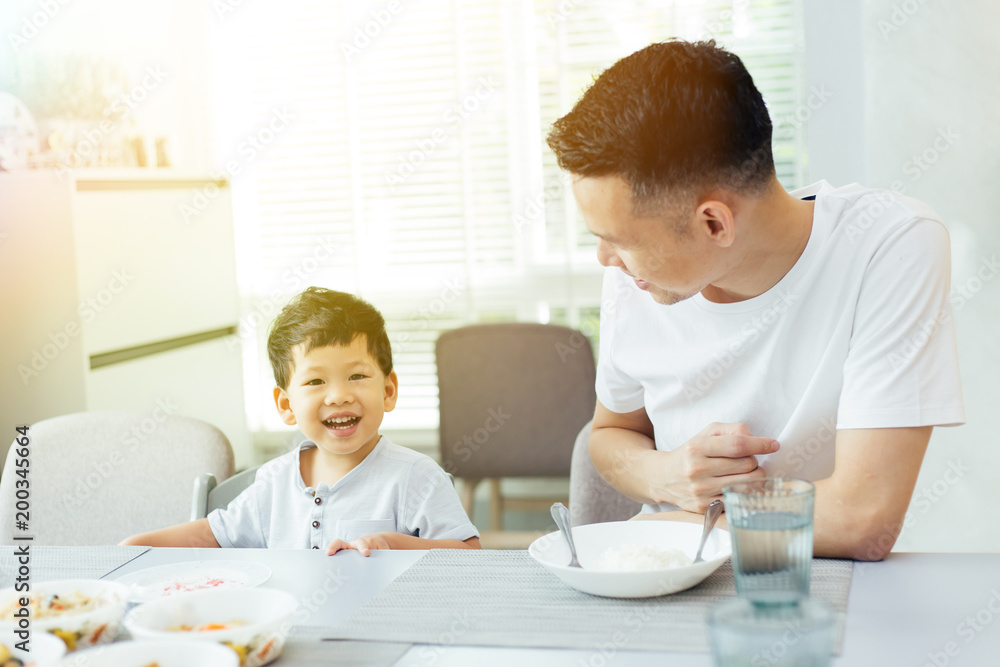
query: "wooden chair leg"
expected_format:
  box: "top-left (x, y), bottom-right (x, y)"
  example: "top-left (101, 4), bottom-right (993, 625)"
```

top-left (490, 478), bottom-right (503, 532)
top-left (460, 478), bottom-right (481, 520)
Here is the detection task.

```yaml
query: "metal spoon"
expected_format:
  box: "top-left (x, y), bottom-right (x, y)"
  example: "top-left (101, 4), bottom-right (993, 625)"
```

top-left (550, 502), bottom-right (581, 568)
top-left (692, 498), bottom-right (725, 564)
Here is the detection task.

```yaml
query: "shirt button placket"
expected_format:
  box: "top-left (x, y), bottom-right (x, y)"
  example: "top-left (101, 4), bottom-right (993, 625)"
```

top-left (311, 491), bottom-right (323, 549)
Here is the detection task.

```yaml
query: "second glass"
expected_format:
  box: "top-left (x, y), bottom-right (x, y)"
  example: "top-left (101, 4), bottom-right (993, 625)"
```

top-left (722, 478), bottom-right (815, 606)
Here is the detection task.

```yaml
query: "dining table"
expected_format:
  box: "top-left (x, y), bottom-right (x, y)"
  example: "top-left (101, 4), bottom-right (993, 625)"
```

top-left (9, 546), bottom-right (1000, 666)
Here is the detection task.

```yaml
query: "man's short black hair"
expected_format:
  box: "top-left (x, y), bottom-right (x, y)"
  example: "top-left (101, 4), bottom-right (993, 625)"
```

top-left (546, 39), bottom-right (774, 213)
top-left (267, 287), bottom-right (393, 390)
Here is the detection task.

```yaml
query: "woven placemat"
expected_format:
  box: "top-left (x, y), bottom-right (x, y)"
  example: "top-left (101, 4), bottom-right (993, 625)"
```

top-left (278, 637), bottom-right (411, 667)
top-left (327, 550), bottom-right (852, 654)
top-left (1, 545), bottom-right (150, 583)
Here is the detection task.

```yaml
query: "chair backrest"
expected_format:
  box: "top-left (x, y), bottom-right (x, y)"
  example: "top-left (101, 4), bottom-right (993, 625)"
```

top-left (0, 411), bottom-right (234, 545)
top-left (568, 420), bottom-right (642, 526)
top-left (436, 323), bottom-right (597, 479)
top-left (191, 465), bottom-right (260, 520)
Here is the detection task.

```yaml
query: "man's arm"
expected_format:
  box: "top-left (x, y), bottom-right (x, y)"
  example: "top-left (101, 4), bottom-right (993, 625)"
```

top-left (589, 399), bottom-right (773, 512)
top-left (633, 426), bottom-right (933, 561)
top-left (327, 534), bottom-right (481, 555)
top-left (812, 426), bottom-right (931, 561)
top-left (119, 518), bottom-right (221, 548)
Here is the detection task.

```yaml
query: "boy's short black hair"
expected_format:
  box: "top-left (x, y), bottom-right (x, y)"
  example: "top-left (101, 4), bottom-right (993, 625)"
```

top-left (267, 287), bottom-right (393, 390)
top-left (546, 39), bottom-right (775, 214)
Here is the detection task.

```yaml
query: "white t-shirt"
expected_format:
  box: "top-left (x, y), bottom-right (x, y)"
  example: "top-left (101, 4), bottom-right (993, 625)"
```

top-left (208, 436), bottom-right (479, 549)
top-left (596, 180), bottom-right (966, 513)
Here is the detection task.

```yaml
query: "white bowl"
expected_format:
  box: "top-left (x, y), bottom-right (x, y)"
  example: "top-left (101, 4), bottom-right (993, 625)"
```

top-left (58, 639), bottom-right (239, 667)
top-left (124, 588), bottom-right (297, 667)
top-left (0, 631), bottom-right (67, 666)
top-left (529, 520), bottom-right (731, 598)
top-left (0, 580), bottom-right (129, 651)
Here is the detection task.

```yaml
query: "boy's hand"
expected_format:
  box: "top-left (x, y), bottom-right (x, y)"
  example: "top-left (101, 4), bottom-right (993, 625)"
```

top-left (326, 532), bottom-right (393, 556)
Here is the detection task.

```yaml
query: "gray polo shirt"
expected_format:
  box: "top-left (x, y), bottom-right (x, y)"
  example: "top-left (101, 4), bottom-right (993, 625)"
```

top-left (208, 436), bottom-right (479, 549)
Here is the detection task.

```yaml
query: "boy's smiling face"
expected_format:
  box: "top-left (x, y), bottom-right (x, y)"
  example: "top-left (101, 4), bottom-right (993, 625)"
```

top-left (274, 335), bottom-right (398, 466)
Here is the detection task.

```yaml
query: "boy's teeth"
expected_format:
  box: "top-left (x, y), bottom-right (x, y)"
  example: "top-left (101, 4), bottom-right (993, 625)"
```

top-left (324, 416), bottom-right (359, 428)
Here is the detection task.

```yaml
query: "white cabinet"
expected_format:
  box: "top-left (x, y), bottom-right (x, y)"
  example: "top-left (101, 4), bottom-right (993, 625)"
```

top-left (0, 171), bottom-right (251, 467)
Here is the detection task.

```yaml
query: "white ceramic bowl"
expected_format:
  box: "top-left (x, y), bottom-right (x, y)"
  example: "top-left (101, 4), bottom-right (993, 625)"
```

top-left (0, 630), bottom-right (67, 666)
top-left (529, 520), bottom-right (732, 598)
top-left (124, 588), bottom-right (297, 667)
top-left (0, 580), bottom-right (129, 651)
top-left (57, 639), bottom-right (240, 667)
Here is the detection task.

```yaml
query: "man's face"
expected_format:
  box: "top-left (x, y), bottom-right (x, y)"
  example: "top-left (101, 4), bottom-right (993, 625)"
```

top-left (572, 175), bottom-right (716, 305)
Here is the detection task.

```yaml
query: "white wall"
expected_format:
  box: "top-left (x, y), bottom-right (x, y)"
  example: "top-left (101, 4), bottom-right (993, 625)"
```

top-left (808, 0), bottom-right (1000, 552)
top-left (867, 0), bottom-right (1000, 553)
top-left (803, 0), bottom-right (867, 186)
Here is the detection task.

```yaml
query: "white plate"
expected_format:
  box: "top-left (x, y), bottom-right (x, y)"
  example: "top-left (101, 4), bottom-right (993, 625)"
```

top-left (60, 639), bottom-right (239, 667)
top-left (124, 588), bottom-right (297, 667)
top-left (2, 630), bottom-right (66, 666)
top-left (529, 521), bottom-right (731, 598)
top-left (112, 560), bottom-right (272, 603)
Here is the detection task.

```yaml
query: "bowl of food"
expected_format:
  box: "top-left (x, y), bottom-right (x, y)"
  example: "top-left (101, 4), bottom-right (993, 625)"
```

top-left (0, 580), bottom-right (129, 651)
top-left (529, 520), bottom-right (731, 598)
top-left (58, 639), bottom-right (239, 667)
top-left (123, 588), bottom-right (297, 667)
top-left (0, 631), bottom-right (67, 666)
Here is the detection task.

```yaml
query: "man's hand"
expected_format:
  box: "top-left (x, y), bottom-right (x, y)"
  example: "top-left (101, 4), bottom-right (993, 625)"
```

top-left (590, 401), bottom-right (780, 513)
top-left (659, 422), bottom-right (778, 512)
top-left (326, 532), bottom-right (393, 556)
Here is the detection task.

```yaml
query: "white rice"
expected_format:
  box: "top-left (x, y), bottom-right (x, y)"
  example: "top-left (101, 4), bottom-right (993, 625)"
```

top-left (594, 544), bottom-right (689, 571)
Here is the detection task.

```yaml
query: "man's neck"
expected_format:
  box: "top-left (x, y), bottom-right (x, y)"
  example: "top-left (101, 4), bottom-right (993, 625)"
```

top-left (700, 183), bottom-right (815, 304)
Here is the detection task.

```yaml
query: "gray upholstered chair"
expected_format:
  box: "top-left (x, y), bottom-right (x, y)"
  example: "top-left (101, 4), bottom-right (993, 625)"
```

top-left (0, 411), bottom-right (234, 545)
top-left (191, 465), bottom-right (260, 520)
top-left (569, 420), bottom-right (642, 526)
top-left (436, 323), bottom-right (596, 531)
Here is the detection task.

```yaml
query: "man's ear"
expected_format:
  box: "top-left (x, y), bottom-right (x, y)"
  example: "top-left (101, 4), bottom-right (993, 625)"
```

top-left (273, 386), bottom-right (297, 426)
top-left (695, 199), bottom-right (736, 248)
top-left (383, 371), bottom-right (399, 412)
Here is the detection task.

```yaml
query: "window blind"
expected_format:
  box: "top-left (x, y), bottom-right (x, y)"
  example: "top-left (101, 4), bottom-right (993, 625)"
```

top-left (212, 0), bottom-right (806, 436)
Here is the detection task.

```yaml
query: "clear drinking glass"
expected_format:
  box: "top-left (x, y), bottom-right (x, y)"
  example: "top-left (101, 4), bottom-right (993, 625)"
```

top-left (708, 595), bottom-right (834, 667)
top-left (722, 478), bottom-right (815, 606)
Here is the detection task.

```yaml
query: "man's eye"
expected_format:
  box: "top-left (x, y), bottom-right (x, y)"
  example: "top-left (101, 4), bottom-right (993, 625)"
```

top-left (349, 374), bottom-right (367, 381)
top-left (306, 379), bottom-right (324, 386)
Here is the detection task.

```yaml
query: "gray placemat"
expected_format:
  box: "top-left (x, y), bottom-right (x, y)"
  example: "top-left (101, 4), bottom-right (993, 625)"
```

top-left (277, 638), bottom-right (411, 666)
top-left (327, 550), bottom-right (852, 654)
top-left (1, 545), bottom-right (150, 584)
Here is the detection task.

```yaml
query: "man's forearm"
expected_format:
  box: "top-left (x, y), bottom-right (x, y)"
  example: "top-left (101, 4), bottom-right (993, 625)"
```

top-left (635, 481), bottom-right (902, 561)
top-left (811, 477), bottom-right (896, 560)
top-left (812, 427), bottom-right (931, 561)
top-left (589, 424), bottom-right (663, 505)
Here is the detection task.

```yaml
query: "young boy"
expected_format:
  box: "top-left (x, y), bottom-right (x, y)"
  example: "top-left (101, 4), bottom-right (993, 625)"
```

top-left (122, 287), bottom-right (481, 554)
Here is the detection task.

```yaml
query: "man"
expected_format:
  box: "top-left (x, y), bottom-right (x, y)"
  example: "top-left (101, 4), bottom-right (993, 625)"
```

top-left (546, 40), bottom-right (964, 561)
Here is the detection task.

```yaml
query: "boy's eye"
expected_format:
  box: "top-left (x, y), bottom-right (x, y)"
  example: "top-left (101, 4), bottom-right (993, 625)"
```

top-left (349, 374), bottom-right (367, 381)
top-left (306, 379), bottom-right (324, 386)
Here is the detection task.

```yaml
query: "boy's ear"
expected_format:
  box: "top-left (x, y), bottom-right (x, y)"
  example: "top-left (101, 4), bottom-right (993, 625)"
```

top-left (383, 371), bottom-right (399, 412)
top-left (273, 386), bottom-right (298, 426)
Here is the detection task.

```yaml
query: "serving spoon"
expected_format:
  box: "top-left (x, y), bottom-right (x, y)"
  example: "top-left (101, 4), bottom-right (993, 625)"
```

top-left (550, 502), bottom-right (581, 568)
top-left (692, 498), bottom-right (725, 564)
